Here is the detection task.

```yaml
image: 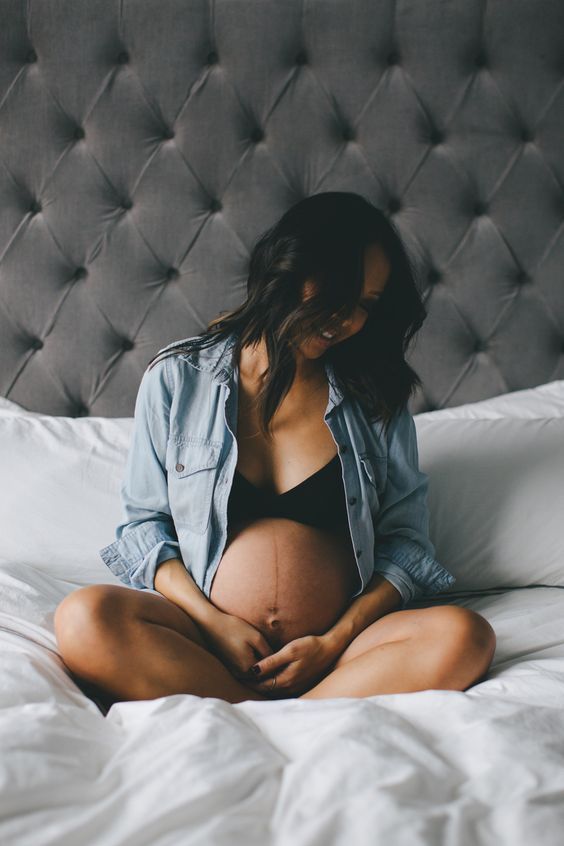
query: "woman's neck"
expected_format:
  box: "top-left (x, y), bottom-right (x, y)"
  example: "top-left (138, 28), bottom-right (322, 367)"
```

top-left (238, 337), bottom-right (325, 388)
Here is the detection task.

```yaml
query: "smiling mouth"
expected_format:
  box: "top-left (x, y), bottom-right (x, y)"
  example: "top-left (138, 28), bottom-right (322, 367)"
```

top-left (316, 332), bottom-right (336, 345)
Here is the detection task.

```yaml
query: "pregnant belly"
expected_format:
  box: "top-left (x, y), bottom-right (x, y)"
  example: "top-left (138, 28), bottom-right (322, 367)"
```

top-left (209, 517), bottom-right (361, 651)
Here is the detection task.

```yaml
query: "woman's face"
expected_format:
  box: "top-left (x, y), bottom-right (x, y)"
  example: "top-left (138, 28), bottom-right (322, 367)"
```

top-left (297, 242), bottom-right (391, 357)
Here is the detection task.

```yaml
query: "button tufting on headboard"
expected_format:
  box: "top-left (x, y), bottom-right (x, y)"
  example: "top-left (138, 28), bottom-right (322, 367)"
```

top-left (427, 268), bottom-right (442, 286)
top-left (516, 270), bottom-right (530, 285)
top-left (0, 0), bottom-right (562, 416)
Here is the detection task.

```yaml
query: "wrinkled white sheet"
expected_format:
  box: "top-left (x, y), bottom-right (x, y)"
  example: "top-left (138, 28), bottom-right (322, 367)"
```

top-left (1, 561), bottom-right (564, 846)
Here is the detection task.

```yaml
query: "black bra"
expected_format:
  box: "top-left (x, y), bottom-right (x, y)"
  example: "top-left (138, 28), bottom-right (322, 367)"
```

top-left (227, 452), bottom-right (350, 535)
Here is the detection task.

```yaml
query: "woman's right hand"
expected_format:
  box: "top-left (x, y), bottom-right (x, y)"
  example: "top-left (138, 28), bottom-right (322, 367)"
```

top-left (200, 611), bottom-right (276, 681)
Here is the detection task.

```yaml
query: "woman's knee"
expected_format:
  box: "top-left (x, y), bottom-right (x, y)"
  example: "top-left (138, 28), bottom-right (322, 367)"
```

top-left (54, 585), bottom-right (134, 658)
top-left (442, 606), bottom-right (495, 651)
top-left (428, 605), bottom-right (497, 681)
top-left (55, 583), bottom-right (209, 658)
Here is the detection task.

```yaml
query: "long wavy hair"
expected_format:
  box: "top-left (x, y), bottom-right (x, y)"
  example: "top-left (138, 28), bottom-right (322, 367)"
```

top-left (147, 191), bottom-right (427, 440)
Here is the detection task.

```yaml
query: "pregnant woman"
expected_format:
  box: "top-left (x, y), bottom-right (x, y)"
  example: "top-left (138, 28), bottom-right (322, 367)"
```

top-left (54, 192), bottom-right (496, 709)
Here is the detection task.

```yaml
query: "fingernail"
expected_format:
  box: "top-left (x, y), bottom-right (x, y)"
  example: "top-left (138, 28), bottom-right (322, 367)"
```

top-left (251, 664), bottom-right (261, 675)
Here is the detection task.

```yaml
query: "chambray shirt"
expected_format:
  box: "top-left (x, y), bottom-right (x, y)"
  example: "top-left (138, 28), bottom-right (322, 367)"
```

top-left (98, 331), bottom-right (456, 608)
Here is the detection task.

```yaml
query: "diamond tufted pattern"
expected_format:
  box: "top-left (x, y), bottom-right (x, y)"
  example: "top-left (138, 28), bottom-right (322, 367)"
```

top-left (0, 0), bottom-right (563, 417)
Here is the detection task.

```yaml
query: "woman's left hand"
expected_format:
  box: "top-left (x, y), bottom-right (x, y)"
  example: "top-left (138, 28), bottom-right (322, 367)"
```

top-left (241, 634), bottom-right (337, 697)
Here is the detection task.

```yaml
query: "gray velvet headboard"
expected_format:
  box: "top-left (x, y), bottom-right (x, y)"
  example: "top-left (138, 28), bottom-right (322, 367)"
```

top-left (1, 0), bottom-right (563, 417)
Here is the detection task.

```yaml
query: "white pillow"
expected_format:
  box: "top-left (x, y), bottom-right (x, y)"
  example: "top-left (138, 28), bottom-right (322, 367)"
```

top-left (2, 391), bottom-right (562, 592)
top-left (5, 379), bottom-right (564, 423)
top-left (415, 416), bottom-right (564, 592)
top-left (0, 409), bottom-right (132, 586)
top-left (415, 380), bottom-right (564, 420)
top-left (0, 396), bottom-right (38, 416)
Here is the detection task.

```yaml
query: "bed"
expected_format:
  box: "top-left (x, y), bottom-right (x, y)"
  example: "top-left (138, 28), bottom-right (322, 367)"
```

top-left (1, 1), bottom-right (564, 844)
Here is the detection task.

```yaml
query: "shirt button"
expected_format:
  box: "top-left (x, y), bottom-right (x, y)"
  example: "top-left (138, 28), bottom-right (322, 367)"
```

top-left (348, 496), bottom-right (357, 505)
top-left (355, 548), bottom-right (362, 558)
top-left (175, 463), bottom-right (184, 472)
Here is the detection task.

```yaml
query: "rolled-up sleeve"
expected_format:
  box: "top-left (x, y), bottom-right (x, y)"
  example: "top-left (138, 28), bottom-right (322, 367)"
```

top-left (372, 405), bottom-right (456, 607)
top-left (98, 356), bottom-right (181, 590)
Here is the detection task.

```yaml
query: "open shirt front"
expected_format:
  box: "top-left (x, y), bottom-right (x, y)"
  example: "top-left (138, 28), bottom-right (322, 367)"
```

top-left (99, 332), bottom-right (456, 608)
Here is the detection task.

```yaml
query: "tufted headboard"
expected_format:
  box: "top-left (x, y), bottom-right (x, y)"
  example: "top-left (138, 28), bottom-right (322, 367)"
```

top-left (1, 0), bottom-right (563, 417)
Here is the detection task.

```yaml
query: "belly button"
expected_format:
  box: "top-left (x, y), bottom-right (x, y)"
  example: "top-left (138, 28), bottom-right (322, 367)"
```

top-left (270, 619), bottom-right (280, 627)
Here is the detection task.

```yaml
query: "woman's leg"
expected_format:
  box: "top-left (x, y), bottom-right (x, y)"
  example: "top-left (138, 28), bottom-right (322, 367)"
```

top-left (299, 605), bottom-right (497, 699)
top-left (54, 585), bottom-right (269, 705)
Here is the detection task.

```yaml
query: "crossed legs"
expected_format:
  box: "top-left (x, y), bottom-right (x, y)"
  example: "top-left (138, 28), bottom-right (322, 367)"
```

top-left (54, 585), bottom-right (496, 708)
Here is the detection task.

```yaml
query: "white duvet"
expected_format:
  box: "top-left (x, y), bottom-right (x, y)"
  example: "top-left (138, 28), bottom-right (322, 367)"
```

top-left (1, 382), bottom-right (564, 846)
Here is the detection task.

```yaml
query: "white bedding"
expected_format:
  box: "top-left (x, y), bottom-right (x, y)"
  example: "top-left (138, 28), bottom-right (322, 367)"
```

top-left (1, 383), bottom-right (564, 845)
top-left (1, 562), bottom-right (564, 845)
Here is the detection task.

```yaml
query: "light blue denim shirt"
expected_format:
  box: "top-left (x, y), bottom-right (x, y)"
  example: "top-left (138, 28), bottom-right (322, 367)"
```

top-left (99, 331), bottom-right (456, 609)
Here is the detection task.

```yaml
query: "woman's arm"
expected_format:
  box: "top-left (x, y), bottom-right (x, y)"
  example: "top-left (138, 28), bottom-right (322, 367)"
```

top-left (154, 557), bottom-right (224, 629)
top-left (320, 572), bottom-right (402, 656)
top-left (320, 403), bottom-right (456, 659)
top-left (370, 405), bottom-right (456, 605)
top-left (98, 357), bottom-right (183, 591)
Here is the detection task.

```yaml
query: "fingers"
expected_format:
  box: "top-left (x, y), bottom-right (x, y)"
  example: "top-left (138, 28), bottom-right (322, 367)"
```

top-left (246, 675), bottom-right (282, 695)
top-left (246, 676), bottom-right (302, 699)
top-left (254, 634), bottom-right (275, 658)
top-left (251, 646), bottom-right (291, 678)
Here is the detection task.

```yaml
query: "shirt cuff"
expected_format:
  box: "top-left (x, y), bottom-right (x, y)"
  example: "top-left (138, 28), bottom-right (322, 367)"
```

top-left (99, 521), bottom-right (181, 591)
top-left (372, 561), bottom-right (414, 607)
top-left (155, 543), bottom-right (183, 569)
top-left (374, 537), bottom-right (456, 602)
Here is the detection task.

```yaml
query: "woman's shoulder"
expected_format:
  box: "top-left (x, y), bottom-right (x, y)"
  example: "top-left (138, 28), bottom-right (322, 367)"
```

top-left (159, 332), bottom-right (235, 363)
top-left (153, 333), bottom-right (207, 361)
top-left (144, 332), bottom-right (238, 396)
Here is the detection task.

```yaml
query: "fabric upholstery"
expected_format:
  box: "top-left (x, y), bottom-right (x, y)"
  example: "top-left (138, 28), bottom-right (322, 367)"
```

top-left (0, 0), bottom-right (563, 416)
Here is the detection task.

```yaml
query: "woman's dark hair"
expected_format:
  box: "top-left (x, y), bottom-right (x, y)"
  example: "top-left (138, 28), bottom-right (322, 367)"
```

top-left (147, 191), bottom-right (427, 440)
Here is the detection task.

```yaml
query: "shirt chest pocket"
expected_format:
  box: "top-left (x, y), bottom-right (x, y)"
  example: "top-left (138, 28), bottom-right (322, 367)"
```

top-left (166, 438), bottom-right (222, 535)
